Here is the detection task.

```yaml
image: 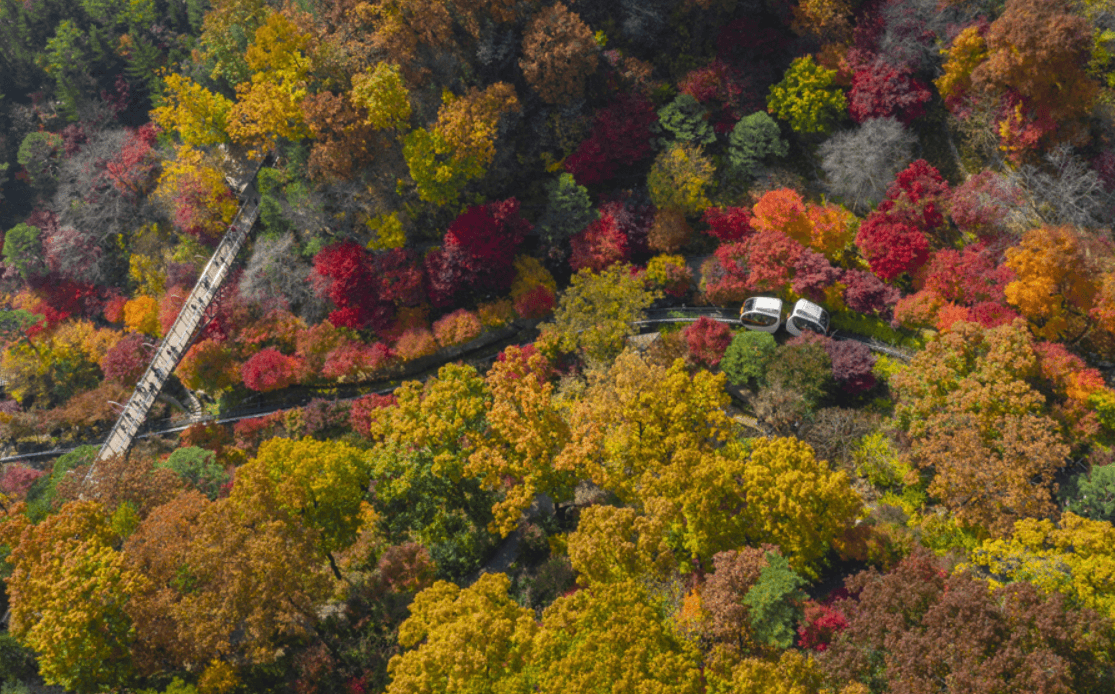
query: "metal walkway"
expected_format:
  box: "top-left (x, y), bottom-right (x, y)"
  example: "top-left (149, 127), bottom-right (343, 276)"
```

top-left (87, 161), bottom-right (266, 475)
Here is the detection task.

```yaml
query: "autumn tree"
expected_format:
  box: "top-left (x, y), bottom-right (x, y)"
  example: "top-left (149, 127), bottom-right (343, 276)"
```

top-left (403, 82), bottom-right (520, 205)
top-left (969, 0), bottom-right (1098, 156)
top-left (539, 264), bottom-right (660, 362)
top-left (892, 321), bottom-right (1069, 532)
top-left (386, 573), bottom-right (537, 694)
top-left (819, 549), bottom-right (1115, 694)
top-left (532, 580), bottom-right (703, 694)
top-left (520, 2), bottom-right (598, 105)
top-left (965, 512), bottom-right (1115, 621)
top-left (368, 364), bottom-right (497, 577)
top-left (0, 500), bottom-right (143, 692)
top-left (1003, 225), bottom-right (1113, 342)
top-left (566, 505), bottom-right (676, 585)
top-left (647, 142), bottom-right (716, 215)
top-left (466, 346), bottom-right (575, 536)
top-left (683, 317), bottom-right (733, 368)
top-left (847, 58), bottom-right (931, 125)
top-left (767, 55), bottom-right (846, 135)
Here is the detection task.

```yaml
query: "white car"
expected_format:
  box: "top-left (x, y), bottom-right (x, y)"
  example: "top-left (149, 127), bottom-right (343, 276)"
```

top-left (739, 296), bottom-right (783, 333)
top-left (785, 298), bottom-right (830, 336)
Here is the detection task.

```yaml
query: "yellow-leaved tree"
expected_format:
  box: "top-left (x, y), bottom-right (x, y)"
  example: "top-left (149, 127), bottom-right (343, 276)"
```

top-left (963, 511), bottom-right (1115, 620)
top-left (0, 500), bottom-right (145, 692)
top-left (386, 573), bottom-right (537, 694)
top-left (466, 346), bottom-right (576, 536)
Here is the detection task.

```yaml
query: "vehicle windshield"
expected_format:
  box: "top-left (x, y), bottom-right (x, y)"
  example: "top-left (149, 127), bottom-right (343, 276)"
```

top-left (742, 312), bottom-right (778, 327)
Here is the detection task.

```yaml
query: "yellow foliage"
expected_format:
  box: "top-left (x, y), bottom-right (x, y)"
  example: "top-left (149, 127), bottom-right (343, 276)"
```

top-left (963, 512), bottom-right (1115, 620)
top-left (510, 255), bottom-right (557, 303)
top-left (365, 211), bottom-right (407, 250)
top-left (532, 580), bottom-right (702, 694)
top-left (129, 253), bottom-right (167, 298)
top-left (478, 299), bottom-right (516, 328)
top-left (387, 573), bottom-right (537, 694)
top-left (351, 62), bottom-right (412, 131)
top-left (647, 142), bottom-right (715, 215)
top-left (708, 650), bottom-right (827, 694)
top-left (234, 437), bottom-right (373, 555)
top-left (152, 73), bottom-right (234, 146)
top-left (226, 12), bottom-right (312, 155)
top-left (0, 501), bottom-right (145, 692)
top-left (567, 505), bottom-right (676, 585)
top-left (124, 295), bottom-right (161, 336)
top-left (466, 346), bottom-right (575, 536)
top-left (936, 26), bottom-right (987, 103)
top-left (198, 659), bottom-right (240, 694)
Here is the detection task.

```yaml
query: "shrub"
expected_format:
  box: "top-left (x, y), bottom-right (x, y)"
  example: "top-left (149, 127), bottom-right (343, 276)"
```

top-left (478, 299), bottom-right (516, 328)
top-left (825, 339), bottom-right (876, 394)
top-left (513, 285), bottom-right (557, 320)
top-left (683, 317), bottom-right (734, 368)
top-left (240, 348), bottom-right (306, 392)
top-left (0, 464), bottom-right (47, 497)
top-left (768, 335), bottom-right (834, 407)
top-left (721, 331), bottom-right (777, 387)
top-left (433, 309), bottom-right (483, 348)
top-left (395, 327), bottom-right (438, 360)
top-left (157, 446), bottom-right (229, 500)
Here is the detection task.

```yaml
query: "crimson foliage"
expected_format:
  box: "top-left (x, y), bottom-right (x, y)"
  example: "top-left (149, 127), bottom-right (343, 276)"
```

top-left (848, 59), bottom-right (932, 124)
top-left (240, 348), bottom-right (306, 392)
top-left (565, 93), bottom-right (657, 186)
top-left (702, 206), bottom-right (754, 242)
top-left (683, 317), bottom-right (733, 368)
top-left (842, 269), bottom-right (901, 316)
top-left (99, 333), bottom-right (149, 385)
top-left (824, 339), bottom-right (876, 394)
top-left (425, 199), bottom-right (529, 308)
top-left (312, 241), bottom-right (393, 331)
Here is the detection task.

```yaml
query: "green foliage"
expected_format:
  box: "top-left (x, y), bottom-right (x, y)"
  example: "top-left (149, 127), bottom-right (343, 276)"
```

top-left (26, 445), bottom-right (99, 520)
top-left (829, 310), bottom-right (923, 349)
top-left (766, 55), bottom-right (846, 135)
top-left (17, 131), bottom-right (62, 188)
top-left (728, 111), bottom-right (788, 177)
top-left (368, 441), bottom-right (497, 581)
top-left (157, 446), bottom-right (229, 500)
top-left (403, 127), bottom-right (477, 206)
top-left (0, 633), bottom-right (39, 687)
top-left (42, 20), bottom-right (91, 119)
top-left (1062, 464), bottom-right (1115, 522)
top-left (658, 93), bottom-right (716, 146)
top-left (538, 173), bottom-right (597, 245)
top-left (540, 264), bottom-right (661, 362)
top-left (854, 431), bottom-right (912, 489)
top-left (765, 340), bottom-right (833, 408)
top-left (720, 331), bottom-right (777, 388)
top-left (3, 223), bottom-right (44, 280)
top-left (742, 551), bottom-right (806, 649)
